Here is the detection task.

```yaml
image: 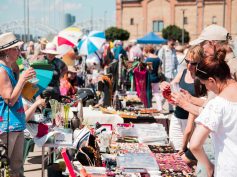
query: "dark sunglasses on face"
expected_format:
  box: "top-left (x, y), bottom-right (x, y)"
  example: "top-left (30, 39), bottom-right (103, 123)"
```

top-left (185, 59), bottom-right (198, 66)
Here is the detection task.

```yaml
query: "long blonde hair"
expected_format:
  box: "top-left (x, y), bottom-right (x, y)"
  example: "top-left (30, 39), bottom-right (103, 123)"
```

top-left (186, 45), bottom-right (204, 63)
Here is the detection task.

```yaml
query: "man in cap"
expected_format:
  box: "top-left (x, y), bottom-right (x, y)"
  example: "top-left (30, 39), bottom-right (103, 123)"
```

top-left (190, 24), bottom-right (237, 80)
top-left (176, 24), bottom-right (236, 115)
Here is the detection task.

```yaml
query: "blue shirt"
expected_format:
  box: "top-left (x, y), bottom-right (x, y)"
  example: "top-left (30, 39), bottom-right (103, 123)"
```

top-left (145, 57), bottom-right (162, 83)
top-left (0, 64), bottom-right (26, 133)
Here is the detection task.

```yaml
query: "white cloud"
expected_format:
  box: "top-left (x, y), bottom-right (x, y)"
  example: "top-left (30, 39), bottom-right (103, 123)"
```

top-left (64, 2), bottom-right (82, 11)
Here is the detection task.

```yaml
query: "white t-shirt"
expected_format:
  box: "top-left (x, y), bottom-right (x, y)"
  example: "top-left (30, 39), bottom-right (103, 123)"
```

top-left (195, 96), bottom-right (237, 177)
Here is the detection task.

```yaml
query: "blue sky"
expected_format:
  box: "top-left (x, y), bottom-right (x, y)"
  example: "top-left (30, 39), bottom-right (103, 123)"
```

top-left (0, 0), bottom-right (116, 32)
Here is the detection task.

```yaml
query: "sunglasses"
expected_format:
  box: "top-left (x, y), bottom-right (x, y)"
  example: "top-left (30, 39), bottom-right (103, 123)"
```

top-left (185, 59), bottom-right (198, 66)
top-left (196, 64), bottom-right (209, 79)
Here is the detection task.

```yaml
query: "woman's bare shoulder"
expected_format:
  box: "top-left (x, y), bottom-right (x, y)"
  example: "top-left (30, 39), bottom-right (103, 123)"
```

top-left (0, 67), bottom-right (10, 83)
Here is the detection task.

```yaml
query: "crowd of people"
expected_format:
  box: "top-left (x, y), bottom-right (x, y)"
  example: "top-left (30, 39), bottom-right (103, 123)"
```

top-left (0, 23), bottom-right (237, 177)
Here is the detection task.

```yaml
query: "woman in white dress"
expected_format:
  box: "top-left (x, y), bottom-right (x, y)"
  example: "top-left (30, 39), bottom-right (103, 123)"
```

top-left (190, 45), bottom-right (237, 177)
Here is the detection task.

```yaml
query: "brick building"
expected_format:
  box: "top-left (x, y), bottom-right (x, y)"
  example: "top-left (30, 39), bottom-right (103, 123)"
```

top-left (116, 0), bottom-right (237, 41)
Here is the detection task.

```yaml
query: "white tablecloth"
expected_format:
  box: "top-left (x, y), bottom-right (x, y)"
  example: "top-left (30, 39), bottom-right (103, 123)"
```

top-left (82, 107), bottom-right (124, 126)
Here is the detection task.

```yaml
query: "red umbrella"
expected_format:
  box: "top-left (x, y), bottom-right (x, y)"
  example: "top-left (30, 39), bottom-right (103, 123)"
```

top-left (54, 27), bottom-right (83, 55)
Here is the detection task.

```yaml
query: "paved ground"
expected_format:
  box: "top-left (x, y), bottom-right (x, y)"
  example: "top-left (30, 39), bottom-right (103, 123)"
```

top-left (24, 146), bottom-right (46, 177)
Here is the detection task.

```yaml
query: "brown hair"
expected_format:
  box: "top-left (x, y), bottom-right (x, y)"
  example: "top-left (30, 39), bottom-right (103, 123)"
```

top-left (0, 50), bottom-right (7, 58)
top-left (196, 44), bottom-right (231, 81)
top-left (143, 45), bottom-right (155, 54)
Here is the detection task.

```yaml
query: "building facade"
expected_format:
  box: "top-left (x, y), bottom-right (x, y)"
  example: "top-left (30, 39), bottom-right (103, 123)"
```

top-left (116, 0), bottom-right (237, 41)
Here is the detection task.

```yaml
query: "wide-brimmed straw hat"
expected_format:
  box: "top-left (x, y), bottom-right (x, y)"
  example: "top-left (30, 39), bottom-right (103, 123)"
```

top-left (0, 32), bottom-right (24, 51)
top-left (41, 42), bottom-right (59, 55)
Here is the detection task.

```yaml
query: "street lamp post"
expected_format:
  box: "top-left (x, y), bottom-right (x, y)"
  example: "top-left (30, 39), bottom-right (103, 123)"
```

top-left (181, 9), bottom-right (186, 45)
top-left (223, 0), bottom-right (226, 27)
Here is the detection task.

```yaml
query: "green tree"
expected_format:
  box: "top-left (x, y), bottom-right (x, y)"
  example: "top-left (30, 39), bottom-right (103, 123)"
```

top-left (162, 25), bottom-right (190, 43)
top-left (105, 27), bottom-right (130, 41)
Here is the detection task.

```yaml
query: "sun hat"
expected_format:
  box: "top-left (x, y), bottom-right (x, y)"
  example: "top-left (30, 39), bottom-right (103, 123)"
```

top-left (0, 32), bottom-right (24, 51)
top-left (189, 24), bottom-right (229, 46)
top-left (41, 42), bottom-right (59, 55)
top-left (68, 66), bottom-right (79, 73)
top-left (39, 37), bottom-right (48, 45)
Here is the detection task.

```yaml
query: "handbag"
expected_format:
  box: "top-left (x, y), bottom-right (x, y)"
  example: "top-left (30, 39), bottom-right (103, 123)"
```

top-left (157, 66), bottom-right (166, 82)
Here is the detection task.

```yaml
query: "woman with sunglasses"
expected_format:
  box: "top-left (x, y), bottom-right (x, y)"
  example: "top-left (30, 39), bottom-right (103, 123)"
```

top-left (189, 46), bottom-right (237, 177)
top-left (160, 45), bottom-right (203, 151)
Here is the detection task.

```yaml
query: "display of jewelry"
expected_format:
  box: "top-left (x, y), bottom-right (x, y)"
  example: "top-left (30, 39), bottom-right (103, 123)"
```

top-left (155, 153), bottom-right (193, 173)
top-left (148, 145), bottom-right (175, 153)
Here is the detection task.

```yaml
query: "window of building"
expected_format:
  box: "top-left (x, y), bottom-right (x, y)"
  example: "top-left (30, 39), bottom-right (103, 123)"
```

top-left (212, 16), bottom-right (217, 24)
top-left (130, 18), bottom-right (134, 25)
top-left (153, 20), bottom-right (164, 32)
top-left (184, 17), bottom-right (188, 25)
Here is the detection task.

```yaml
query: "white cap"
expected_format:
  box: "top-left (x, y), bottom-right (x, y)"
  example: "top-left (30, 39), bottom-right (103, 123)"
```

top-left (189, 25), bottom-right (228, 46)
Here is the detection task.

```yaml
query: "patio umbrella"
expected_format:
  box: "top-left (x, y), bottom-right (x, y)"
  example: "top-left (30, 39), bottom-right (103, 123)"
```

top-left (55, 27), bottom-right (83, 55)
top-left (77, 31), bottom-right (106, 55)
top-left (30, 62), bottom-right (54, 97)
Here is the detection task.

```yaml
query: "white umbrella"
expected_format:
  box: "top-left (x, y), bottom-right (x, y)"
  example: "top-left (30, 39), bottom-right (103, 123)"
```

top-left (77, 31), bottom-right (105, 55)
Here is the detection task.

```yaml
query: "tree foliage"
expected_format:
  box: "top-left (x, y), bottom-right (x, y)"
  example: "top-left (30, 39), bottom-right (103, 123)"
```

top-left (162, 25), bottom-right (190, 43)
top-left (105, 27), bottom-right (130, 41)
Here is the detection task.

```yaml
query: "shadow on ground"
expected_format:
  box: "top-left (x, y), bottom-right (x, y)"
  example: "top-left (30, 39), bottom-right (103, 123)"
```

top-left (27, 155), bottom-right (42, 164)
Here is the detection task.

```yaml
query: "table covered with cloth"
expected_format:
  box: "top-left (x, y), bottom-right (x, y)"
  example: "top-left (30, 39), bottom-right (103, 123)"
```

top-left (82, 107), bottom-right (124, 126)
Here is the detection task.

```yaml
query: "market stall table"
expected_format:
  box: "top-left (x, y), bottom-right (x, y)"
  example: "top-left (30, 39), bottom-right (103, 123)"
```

top-left (154, 113), bottom-right (171, 135)
top-left (82, 107), bottom-right (124, 126)
top-left (122, 113), bottom-right (170, 135)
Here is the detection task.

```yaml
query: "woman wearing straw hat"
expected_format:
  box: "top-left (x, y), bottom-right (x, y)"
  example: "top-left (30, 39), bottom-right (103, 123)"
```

top-left (0, 32), bottom-right (36, 177)
top-left (41, 42), bottom-right (67, 101)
